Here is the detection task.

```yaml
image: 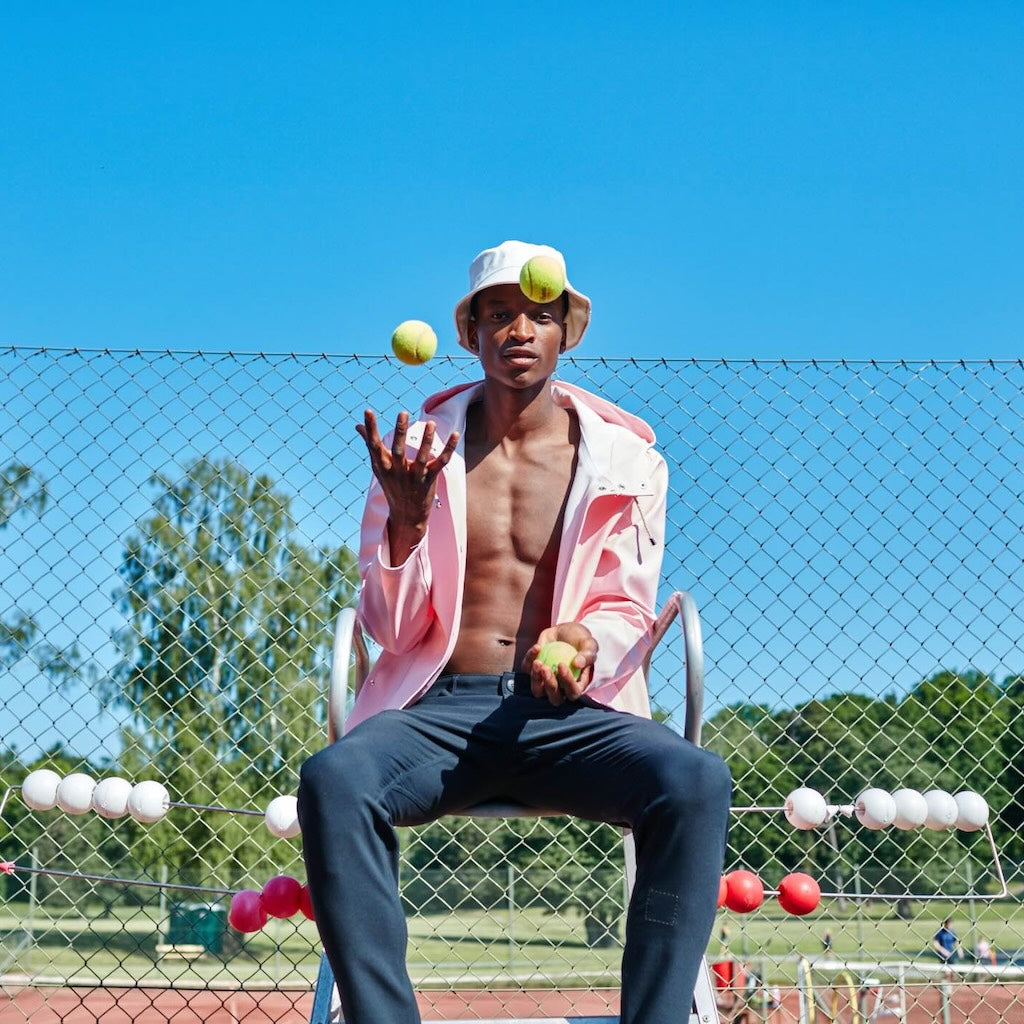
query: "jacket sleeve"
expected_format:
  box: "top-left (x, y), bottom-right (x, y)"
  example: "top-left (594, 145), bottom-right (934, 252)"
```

top-left (577, 452), bottom-right (667, 690)
top-left (356, 474), bottom-right (437, 653)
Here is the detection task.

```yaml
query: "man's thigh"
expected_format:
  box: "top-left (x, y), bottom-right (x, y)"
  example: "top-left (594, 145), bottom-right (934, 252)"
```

top-left (328, 692), bottom-right (510, 825)
top-left (505, 698), bottom-right (719, 827)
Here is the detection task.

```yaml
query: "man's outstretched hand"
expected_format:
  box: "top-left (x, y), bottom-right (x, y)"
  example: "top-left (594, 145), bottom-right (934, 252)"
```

top-left (356, 409), bottom-right (459, 563)
top-left (523, 623), bottom-right (598, 705)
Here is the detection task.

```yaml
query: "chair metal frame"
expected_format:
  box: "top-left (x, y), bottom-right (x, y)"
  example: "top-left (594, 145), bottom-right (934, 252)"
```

top-left (310, 590), bottom-right (720, 1024)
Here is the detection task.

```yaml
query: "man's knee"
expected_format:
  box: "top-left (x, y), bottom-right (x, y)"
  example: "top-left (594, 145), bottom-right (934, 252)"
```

top-left (298, 735), bottom-right (380, 821)
top-left (650, 739), bottom-right (732, 818)
top-left (693, 747), bottom-right (732, 815)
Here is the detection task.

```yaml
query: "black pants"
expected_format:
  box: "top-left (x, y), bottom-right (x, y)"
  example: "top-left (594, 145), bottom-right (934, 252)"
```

top-left (299, 673), bottom-right (732, 1024)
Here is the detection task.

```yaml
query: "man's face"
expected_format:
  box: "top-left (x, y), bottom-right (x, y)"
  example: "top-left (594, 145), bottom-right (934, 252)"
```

top-left (469, 284), bottom-right (567, 386)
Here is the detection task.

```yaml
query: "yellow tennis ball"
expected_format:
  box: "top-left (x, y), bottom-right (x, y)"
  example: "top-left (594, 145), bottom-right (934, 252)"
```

top-left (391, 320), bottom-right (438, 365)
top-left (519, 255), bottom-right (566, 304)
top-left (536, 640), bottom-right (582, 680)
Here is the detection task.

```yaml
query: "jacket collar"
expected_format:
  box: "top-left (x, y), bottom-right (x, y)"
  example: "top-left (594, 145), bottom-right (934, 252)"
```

top-left (419, 380), bottom-right (658, 498)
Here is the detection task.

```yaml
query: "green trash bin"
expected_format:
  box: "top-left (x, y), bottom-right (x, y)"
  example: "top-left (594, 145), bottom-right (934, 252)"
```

top-left (166, 901), bottom-right (227, 954)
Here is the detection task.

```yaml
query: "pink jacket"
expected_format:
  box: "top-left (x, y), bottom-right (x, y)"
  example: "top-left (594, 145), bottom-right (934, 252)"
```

top-left (348, 380), bottom-right (667, 731)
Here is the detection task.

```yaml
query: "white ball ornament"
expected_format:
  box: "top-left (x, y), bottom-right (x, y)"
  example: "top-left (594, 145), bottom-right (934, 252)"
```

top-left (953, 791), bottom-right (989, 832)
top-left (265, 795), bottom-right (301, 839)
top-left (21, 769), bottom-right (62, 811)
top-left (891, 788), bottom-right (929, 830)
top-left (92, 777), bottom-right (133, 819)
top-left (784, 787), bottom-right (828, 830)
top-left (56, 773), bottom-right (96, 815)
top-left (855, 787), bottom-right (897, 829)
top-left (127, 780), bottom-right (170, 823)
top-left (923, 789), bottom-right (959, 830)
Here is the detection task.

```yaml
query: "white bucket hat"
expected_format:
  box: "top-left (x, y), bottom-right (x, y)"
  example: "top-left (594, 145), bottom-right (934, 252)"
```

top-left (454, 240), bottom-right (592, 352)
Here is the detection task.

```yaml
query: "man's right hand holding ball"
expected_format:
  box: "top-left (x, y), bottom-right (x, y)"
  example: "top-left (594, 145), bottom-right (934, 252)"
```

top-left (524, 623), bottom-right (598, 705)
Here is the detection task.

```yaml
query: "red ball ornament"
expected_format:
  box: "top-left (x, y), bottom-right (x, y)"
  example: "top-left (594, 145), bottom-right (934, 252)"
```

top-left (717, 875), bottom-right (728, 908)
top-left (724, 870), bottom-right (764, 913)
top-left (298, 882), bottom-right (316, 921)
top-left (228, 889), bottom-right (268, 933)
top-left (777, 872), bottom-right (821, 916)
top-left (262, 874), bottom-right (303, 918)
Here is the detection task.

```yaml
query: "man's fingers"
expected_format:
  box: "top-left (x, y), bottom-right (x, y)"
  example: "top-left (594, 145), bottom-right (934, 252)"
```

top-left (531, 662), bottom-right (552, 697)
top-left (557, 662), bottom-right (586, 700)
top-left (521, 643), bottom-right (542, 672)
top-left (530, 662), bottom-right (566, 706)
top-left (391, 411), bottom-right (409, 461)
top-left (356, 415), bottom-right (391, 474)
top-left (437, 430), bottom-right (461, 459)
top-left (419, 429), bottom-right (462, 482)
top-left (542, 671), bottom-right (564, 706)
top-left (361, 410), bottom-right (383, 446)
top-left (414, 422), bottom-right (436, 468)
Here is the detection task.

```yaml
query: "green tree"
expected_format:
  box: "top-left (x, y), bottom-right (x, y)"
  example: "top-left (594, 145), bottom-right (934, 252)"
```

top-left (897, 670), bottom-right (1009, 797)
top-left (1, 462), bottom-right (80, 681)
top-left (705, 702), bottom-right (801, 876)
top-left (0, 462), bottom-right (47, 529)
top-left (108, 457), bottom-right (357, 886)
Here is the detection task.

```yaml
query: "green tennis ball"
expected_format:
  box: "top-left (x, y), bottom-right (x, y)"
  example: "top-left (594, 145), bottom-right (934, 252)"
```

top-left (519, 255), bottom-right (566, 304)
top-left (391, 320), bottom-right (437, 365)
top-left (536, 640), bottom-right (582, 680)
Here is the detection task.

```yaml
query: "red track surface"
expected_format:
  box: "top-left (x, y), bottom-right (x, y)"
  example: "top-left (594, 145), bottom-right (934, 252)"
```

top-left (0, 986), bottom-right (618, 1023)
top-left (1, 983), bottom-right (1021, 1022)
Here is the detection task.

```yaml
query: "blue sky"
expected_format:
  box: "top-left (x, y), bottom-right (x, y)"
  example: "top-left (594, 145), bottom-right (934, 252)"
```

top-left (3, 6), bottom-right (1024, 763)
top-left (3, 2), bottom-right (1023, 360)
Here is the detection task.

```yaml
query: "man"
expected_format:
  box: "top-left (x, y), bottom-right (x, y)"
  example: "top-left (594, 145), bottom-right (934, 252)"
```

top-left (933, 917), bottom-right (959, 963)
top-left (298, 240), bottom-right (732, 1024)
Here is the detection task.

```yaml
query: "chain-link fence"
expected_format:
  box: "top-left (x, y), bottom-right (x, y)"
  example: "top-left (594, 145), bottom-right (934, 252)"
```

top-left (1, 348), bottom-right (1022, 1022)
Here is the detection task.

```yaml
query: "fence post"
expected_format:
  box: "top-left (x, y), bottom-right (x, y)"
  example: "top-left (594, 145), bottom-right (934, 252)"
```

top-left (853, 867), bottom-right (864, 952)
top-left (506, 864), bottom-right (515, 968)
top-left (27, 845), bottom-right (39, 971)
top-left (826, 822), bottom-right (847, 911)
top-left (159, 863), bottom-right (167, 936)
top-left (966, 860), bottom-right (978, 954)
top-left (940, 976), bottom-right (952, 1024)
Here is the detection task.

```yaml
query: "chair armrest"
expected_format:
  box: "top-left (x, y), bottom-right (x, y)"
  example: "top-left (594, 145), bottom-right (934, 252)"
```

top-left (645, 590), bottom-right (705, 746)
top-left (329, 608), bottom-right (371, 743)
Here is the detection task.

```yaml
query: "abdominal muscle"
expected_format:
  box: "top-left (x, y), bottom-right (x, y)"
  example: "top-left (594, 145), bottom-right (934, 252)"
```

top-left (441, 411), bottom-right (578, 676)
top-left (442, 559), bottom-right (561, 675)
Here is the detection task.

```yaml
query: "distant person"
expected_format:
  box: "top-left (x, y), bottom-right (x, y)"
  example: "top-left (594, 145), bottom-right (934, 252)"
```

top-left (933, 917), bottom-right (960, 963)
top-left (975, 937), bottom-right (996, 965)
top-left (822, 929), bottom-right (833, 954)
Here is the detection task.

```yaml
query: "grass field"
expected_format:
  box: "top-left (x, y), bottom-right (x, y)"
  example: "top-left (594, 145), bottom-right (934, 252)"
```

top-left (2, 894), bottom-right (1023, 990)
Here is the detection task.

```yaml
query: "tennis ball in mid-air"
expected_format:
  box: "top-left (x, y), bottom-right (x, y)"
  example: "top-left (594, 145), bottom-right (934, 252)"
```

top-left (391, 320), bottom-right (437, 365)
top-left (519, 255), bottom-right (566, 304)
top-left (536, 640), bottom-right (582, 680)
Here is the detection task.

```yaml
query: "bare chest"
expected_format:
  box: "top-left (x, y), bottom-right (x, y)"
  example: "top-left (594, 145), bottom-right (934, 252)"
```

top-left (464, 443), bottom-right (577, 566)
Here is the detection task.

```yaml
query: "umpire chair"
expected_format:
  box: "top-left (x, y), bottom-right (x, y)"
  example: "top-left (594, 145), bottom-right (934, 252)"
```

top-left (308, 591), bottom-right (721, 1024)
